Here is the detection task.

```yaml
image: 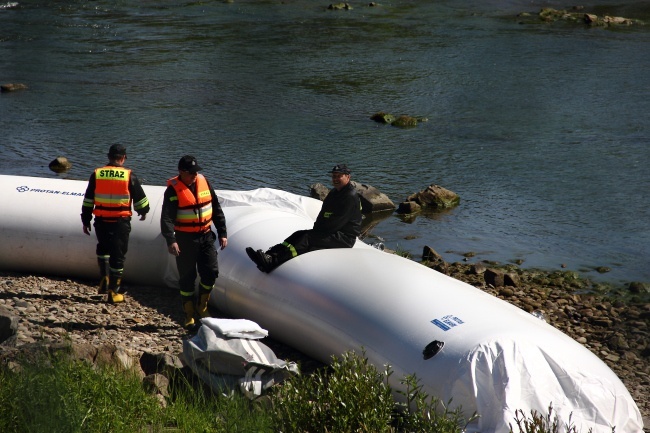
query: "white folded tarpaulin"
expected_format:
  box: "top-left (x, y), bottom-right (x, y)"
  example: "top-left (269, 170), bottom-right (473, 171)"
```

top-left (200, 317), bottom-right (268, 339)
top-left (182, 321), bottom-right (298, 399)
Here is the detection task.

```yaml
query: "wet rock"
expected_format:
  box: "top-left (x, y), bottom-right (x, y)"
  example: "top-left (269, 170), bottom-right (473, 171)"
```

top-left (472, 262), bottom-right (487, 275)
top-left (48, 156), bottom-right (72, 173)
top-left (370, 111), bottom-right (428, 128)
top-left (391, 115), bottom-right (419, 128)
top-left (405, 184), bottom-right (460, 210)
top-left (485, 268), bottom-right (505, 287)
top-left (629, 282), bottom-right (649, 294)
top-left (517, 7), bottom-right (644, 27)
top-left (370, 111), bottom-right (395, 124)
top-left (1, 83), bottom-right (28, 92)
top-left (397, 200), bottom-right (421, 214)
top-left (422, 245), bottom-right (449, 274)
top-left (422, 245), bottom-right (444, 263)
top-left (309, 183), bottom-right (330, 201)
top-left (351, 181), bottom-right (396, 213)
top-left (310, 181), bottom-right (395, 213)
top-left (328, 2), bottom-right (352, 10)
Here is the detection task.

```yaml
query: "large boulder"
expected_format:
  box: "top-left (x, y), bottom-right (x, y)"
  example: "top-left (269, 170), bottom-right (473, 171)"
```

top-left (351, 181), bottom-right (395, 213)
top-left (398, 184), bottom-right (460, 214)
top-left (309, 183), bottom-right (330, 201)
top-left (309, 181), bottom-right (395, 214)
top-left (49, 156), bottom-right (72, 173)
top-left (0, 306), bottom-right (18, 346)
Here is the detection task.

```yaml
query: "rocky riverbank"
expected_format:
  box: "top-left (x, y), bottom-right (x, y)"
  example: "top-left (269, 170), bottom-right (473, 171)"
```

top-left (0, 261), bottom-right (648, 430)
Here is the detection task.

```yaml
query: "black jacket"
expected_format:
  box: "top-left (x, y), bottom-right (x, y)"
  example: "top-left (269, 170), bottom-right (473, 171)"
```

top-left (313, 182), bottom-right (361, 240)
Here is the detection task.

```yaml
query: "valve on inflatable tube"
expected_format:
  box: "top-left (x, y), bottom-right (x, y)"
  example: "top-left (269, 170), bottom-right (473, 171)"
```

top-left (422, 340), bottom-right (444, 360)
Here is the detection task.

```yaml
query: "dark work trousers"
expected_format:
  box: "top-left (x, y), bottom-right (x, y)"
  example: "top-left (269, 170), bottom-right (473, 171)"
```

top-left (284, 229), bottom-right (355, 256)
top-left (94, 218), bottom-right (131, 272)
top-left (175, 230), bottom-right (219, 297)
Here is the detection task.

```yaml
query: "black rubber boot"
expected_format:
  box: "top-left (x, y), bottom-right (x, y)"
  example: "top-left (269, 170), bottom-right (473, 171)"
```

top-left (265, 244), bottom-right (293, 273)
top-left (97, 257), bottom-right (109, 294)
top-left (246, 247), bottom-right (274, 273)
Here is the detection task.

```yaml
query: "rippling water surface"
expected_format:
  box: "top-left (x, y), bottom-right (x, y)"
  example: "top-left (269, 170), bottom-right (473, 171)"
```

top-left (1, 0), bottom-right (649, 284)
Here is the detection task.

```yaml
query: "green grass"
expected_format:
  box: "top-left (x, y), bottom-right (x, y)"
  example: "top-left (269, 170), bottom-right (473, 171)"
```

top-left (0, 350), bottom-right (604, 433)
top-left (0, 351), bottom-right (272, 433)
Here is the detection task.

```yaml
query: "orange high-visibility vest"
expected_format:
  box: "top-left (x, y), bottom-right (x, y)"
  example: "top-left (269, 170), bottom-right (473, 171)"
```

top-left (93, 166), bottom-right (132, 218)
top-left (168, 174), bottom-right (213, 233)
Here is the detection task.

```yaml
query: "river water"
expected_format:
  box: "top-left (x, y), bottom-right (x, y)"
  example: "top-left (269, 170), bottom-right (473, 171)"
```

top-left (1, 0), bottom-right (649, 285)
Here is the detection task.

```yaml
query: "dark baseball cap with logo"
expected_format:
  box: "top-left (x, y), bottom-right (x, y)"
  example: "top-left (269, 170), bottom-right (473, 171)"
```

top-left (178, 155), bottom-right (202, 173)
top-left (108, 144), bottom-right (127, 158)
top-left (329, 164), bottom-right (351, 175)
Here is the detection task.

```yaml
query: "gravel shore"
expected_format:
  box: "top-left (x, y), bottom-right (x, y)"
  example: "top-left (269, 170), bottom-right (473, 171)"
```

top-left (0, 263), bottom-right (648, 430)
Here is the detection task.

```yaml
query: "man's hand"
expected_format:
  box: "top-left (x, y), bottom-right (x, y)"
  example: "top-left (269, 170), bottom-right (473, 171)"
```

top-left (168, 242), bottom-right (180, 256)
top-left (139, 213), bottom-right (147, 221)
top-left (83, 225), bottom-right (91, 235)
top-left (219, 237), bottom-right (228, 250)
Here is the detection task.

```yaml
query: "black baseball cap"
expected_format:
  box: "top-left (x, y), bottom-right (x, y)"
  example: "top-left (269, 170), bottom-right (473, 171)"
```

top-left (178, 155), bottom-right (202, 173)
top-left (330, 164), bottom-right (351, 175)
top-left (108, 144), bottom-right (127, 158)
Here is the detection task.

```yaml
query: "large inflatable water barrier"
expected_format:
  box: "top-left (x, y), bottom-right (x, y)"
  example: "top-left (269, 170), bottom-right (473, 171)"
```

top-left (0, 175), bottom-right (643, 433)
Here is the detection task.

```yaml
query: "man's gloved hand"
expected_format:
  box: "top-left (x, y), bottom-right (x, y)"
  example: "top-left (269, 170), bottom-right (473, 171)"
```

top-left (83, 225), bottom-right (91, 235)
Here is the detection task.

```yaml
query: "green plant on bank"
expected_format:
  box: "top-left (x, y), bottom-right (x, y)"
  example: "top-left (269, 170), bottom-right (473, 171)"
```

top-left (270, 350), bottom-right (477, 433)
top-left (394, 373), bottom-right (477, 433)
top-left (270, 350), bottom-right (395, 432)
top-left (0, 350), bottom-right (610, 433)
top-left (394, 244), bottom-right (412, 259)
top-left (509, 403), bottom-right (608, 433)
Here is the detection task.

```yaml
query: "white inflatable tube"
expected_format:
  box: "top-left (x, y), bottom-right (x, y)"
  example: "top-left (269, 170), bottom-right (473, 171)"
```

top-left (0, 175), bottom-right (643, 433)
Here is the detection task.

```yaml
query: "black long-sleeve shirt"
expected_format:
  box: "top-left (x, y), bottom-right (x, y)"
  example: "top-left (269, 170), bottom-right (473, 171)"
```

top-left (81, 163), bottom-right (150, 226)
top-left (313, 182), bottom-right (361, 239)
top-left (160, 177), bottom-right (227, 246)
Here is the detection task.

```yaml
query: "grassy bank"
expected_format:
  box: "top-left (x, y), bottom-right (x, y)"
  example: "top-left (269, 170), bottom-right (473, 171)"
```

top-left (0, 349), bottom-right (599, 433)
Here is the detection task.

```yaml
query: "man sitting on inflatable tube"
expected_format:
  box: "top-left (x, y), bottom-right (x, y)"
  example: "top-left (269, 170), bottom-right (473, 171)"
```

top-left (246, 164), bottom-right (362, 273)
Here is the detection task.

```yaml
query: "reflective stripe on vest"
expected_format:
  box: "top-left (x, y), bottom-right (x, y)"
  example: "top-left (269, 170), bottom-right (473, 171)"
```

top-left (93, 167), bottom-right (132, 218)
top-left (168, 174), bottom-right (213, 233)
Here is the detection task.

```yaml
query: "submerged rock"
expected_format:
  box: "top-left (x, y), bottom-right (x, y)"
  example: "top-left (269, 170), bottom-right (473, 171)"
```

top-left (517, 7), bottom-right (644, 27)
top-left (48, 156), bottom-right (72, 173)
top-left (1, 83), bottom-right (28, 92)
top-left (400, 184), bottom-right (460, 212)
top-left (371, 111), bottom-right (428, 128)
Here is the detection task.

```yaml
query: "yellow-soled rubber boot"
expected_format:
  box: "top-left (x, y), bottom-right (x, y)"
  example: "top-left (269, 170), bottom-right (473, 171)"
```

top-left (108, 290), bottom-right (124, 304)
top-left (107, 276), bottom-right (124, 304)
top-left (182, 300), bottom-right (196, 330)
top-left (197, 292), bottom-right (211, 319)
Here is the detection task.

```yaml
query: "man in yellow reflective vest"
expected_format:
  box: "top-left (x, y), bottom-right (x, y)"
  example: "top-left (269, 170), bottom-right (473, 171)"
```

top-left (81, 144), bottom-right (150, 303)
top-left (160, 155), bottom-right (228, 330)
